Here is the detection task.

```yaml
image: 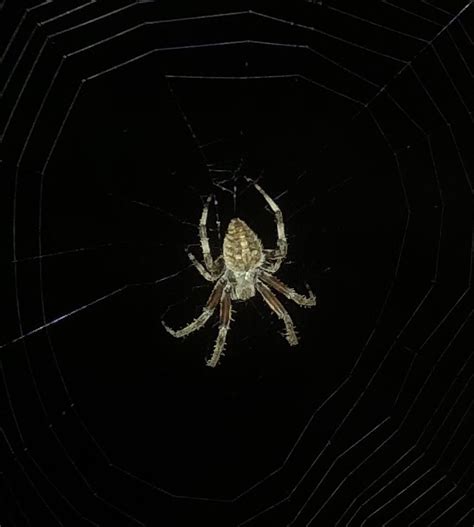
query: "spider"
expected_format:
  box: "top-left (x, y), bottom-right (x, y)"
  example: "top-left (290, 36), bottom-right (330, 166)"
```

top-left (162, 179), bottom-right (317, 367)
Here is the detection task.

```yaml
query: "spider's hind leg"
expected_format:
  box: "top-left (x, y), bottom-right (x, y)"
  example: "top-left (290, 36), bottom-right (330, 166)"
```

top-left (186, 249), bottom-right (223, 281)
top-left (261, 249), bottom-right (285, 273)
top-left (199, 194), bottom-right (215, 273)
top-left (246, 177), bottom-right (288, 272)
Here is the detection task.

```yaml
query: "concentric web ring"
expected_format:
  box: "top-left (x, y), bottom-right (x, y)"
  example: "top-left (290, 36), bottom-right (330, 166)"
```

top-left (0, 1), bottom-right (473, 526)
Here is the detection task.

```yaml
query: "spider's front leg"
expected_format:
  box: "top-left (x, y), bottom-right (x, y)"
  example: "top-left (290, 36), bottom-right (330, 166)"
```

top-left (260, 272), bottom-right (316, 307)
top-left (257, 282), bottom-right (298, 346)
top-left (206, 287), bottom-right (232, 367)
top-left (162, 280), bottom-right (224, 338)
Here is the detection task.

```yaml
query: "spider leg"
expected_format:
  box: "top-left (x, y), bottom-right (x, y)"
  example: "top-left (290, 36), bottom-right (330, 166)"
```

top-left (199, 195), bottom-right (217, 273)
top-left (261, 250), bottom-right (285, 273)
top-left (186, 249), bottom-right (218, 281)
top-left (260, 272), bottom-right (316, 307)
top-left (206, 288), bottom-right (232, 367)
top-left (246, 178), bottom-right (287, 272)
top-left (256, 282), bottom-right (298, 346)
top-left (162, 280), bottom-right (224, 338)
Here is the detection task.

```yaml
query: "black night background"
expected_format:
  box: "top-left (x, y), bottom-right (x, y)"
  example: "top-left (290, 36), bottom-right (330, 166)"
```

top-left (0, 1), bottom-right (473, 526)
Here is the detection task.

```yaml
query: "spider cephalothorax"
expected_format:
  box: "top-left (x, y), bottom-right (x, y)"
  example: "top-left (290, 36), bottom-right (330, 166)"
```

top-left (162, 179), bottom-right (317, 367)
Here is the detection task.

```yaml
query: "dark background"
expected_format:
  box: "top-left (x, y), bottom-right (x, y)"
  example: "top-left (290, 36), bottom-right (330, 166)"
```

top-left (0, 1), bottom-right (473, 526)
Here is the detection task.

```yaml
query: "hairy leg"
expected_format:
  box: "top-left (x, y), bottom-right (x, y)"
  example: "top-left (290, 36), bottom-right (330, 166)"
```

top-left (162, 280), bottom-right (224, 338)
top-left (261, 249), bottom-right (286, 273)
top-left (260, 272), bottom-right (316, 307)
top-left (199, 195), bottom-right (215, 273)
top-left (186, 249), bottom-right (219, 281)
top-left (257, 282), bottom-right (298, 346)
top-left (246, 178), bottom-right (288, 272)
top-left (207, 288), bottom-right (232, 367)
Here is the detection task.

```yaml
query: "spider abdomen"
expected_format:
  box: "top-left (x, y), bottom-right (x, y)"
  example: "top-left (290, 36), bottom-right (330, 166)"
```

top-left (223, 218), bottom-right (263, 272)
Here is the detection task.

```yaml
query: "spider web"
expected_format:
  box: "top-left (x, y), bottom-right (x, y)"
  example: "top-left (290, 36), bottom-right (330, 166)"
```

top-left (0, 1), bottom-right (473, 525)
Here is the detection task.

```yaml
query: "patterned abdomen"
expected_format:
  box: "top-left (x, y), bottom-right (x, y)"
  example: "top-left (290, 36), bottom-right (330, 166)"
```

top-left (223, 218), bottom-right (263, 272)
